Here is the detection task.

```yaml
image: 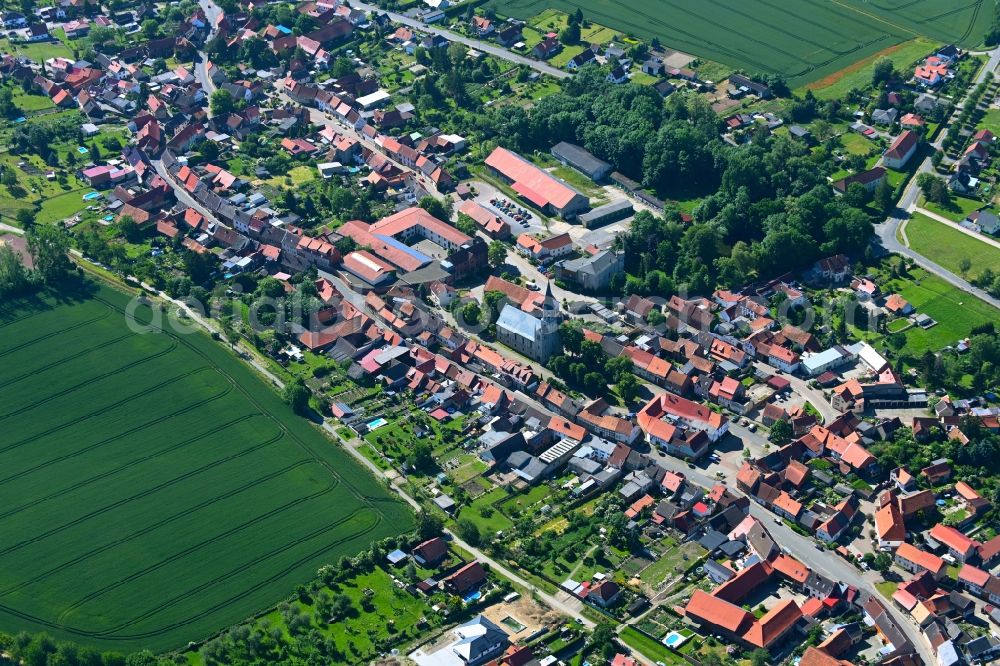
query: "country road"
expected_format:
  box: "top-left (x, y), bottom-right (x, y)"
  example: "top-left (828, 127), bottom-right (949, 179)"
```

top-left (348, 0), bottom-right (570, 80)
top-left (106, 266), bottom-right (597, 629)
top-left (874, 45), bottom-right (1000, 314)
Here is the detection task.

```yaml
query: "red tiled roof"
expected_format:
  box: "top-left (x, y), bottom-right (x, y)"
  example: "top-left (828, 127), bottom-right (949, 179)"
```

top-left (371, 206), bottom-right (471, 248)
top-left (714, 561), bottom-right (773, 604)
top-left (485, 147), bottom-right (582, 210)
top-left (929, 523), bottom-right (978, 555)
top-left (896, 542), bottom-right (945, 575)
top-left (875, 501), bottom-right (905, 542)
top-left (886, 130), bottom-right (918, 161)
top-left (343, 250), bottom-right (395, 283)
top-left (743, 599), bottom-right (802, 648)
top-left (637, 392), bottom-right (726, 439)
top-left (958, 563), bottom-right (990, 587)
top-left (684, 590), bottom-right (754, 633)
top-left (772, 554), bottom-right (809, 584)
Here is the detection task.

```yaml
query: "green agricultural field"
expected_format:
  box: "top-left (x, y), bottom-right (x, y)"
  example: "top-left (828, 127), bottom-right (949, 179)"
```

top-left (487, 0), bottom-right (990, 87)
top-left (0, 282), bottom-right (411, 652)
top-left (805, 37), bottom-right (938, 99)
top-left (906, 213), bottom-right (1000, 280)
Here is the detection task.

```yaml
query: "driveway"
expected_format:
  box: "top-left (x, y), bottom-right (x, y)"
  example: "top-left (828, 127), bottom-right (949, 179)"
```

top-left (752, 361), bottom-right (839, 424)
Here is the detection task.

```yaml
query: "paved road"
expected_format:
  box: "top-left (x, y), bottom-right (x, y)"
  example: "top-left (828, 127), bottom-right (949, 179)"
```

top-left (129, 267), bottom-right (596, 628)
top-left (642, 447), bottom-right (935, 665)
top-left (151, 158), bottom-right (228, 229)
top-left (752, 361), bottom-right (839, 424)
top-left (349, 0), bottom-right (570, 80)
top-left (874, 47), bottom-right (1000, 313)
top-left (195, 0), bottom-right (221, 104)
top-left (283, 91), bottom-right (444, 198)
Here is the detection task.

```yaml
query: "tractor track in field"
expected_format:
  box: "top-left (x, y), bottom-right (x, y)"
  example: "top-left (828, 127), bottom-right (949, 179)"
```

top-left (89, 512), bottom-right (381, 639)
top-left (0, 331), bottom-right (137, 387)
top-left (57, 501), bottom-right (363, 628)
top-left (0, 337), bottom-right (179, 421)
top-left (0, 305), bottom-right (111, 358)
top-left (107, 294), bottom-right (387, 511)
top-left (0, 413), bottom-right (262, 513)
top-left (0, 289), bottom-right (408, 648)
top-left (0, 424), bottom-right (295, 558)
top-left (8, 443), bottom-right (302, 598)
top-left (0, 366), bottom-right (225, 456)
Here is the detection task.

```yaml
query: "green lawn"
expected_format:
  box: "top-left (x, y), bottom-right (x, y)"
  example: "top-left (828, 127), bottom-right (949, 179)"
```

top-left (185, 565), bottom-right (442, 665)
top-left (906, 213), bottom-right (1000, 281)
top-left (497, 484), bottom-right (552, 516)
top-left (264, 165), bottom-right (316, 188)
top-left (548, 165), bottom-right (607, 200)
top-left (803, 38), bottom-right (938, 100)
top-left (876, 581), bottom-right (899, 598)
top-left (0, 38), bottom-right (73, 62)
top-left (619, 627), bottom-right (687, 665)
top-left (457, 487), bottom-right (514, 534)
top-left (0, 150), bottom-right (92, 223)
top-left (920, 195), bottom-right (984, 222)
top-left (892, 267), bottom-right (1000, 354)
top-left (548, 44), bottom-right (585, 67)
top-left (0, 282), bottom-right (411, 652)
top-left (978, 108), bottom-right (1000, 137)
top-left (639, 541), bottom-right (706, 588)
top-left (839, 132), bottom-right (875, 156)
top-left (8, 84), bottom-right (55, 112)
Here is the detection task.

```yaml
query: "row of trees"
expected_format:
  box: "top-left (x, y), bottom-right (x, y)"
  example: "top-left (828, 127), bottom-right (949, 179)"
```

top-left (0, 632), bottom-right (157, 666)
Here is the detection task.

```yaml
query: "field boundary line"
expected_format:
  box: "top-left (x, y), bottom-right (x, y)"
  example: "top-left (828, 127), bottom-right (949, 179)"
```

top-left (0, 336), bottom-right (179, 421)
top-left (0, 331), bottom-right (141, 388)
top-left (90, 511), bottom-right (381, 639)
top-left (830, 0), bottom-right (921, 38)
top-left (0, 304), bottom-right (112, 358)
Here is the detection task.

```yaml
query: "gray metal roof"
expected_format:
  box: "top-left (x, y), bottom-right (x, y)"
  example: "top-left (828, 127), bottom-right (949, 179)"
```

top-left (497, 303), bottom-right (541, 342)
top-left (551, 141), bottom-right (610, 176)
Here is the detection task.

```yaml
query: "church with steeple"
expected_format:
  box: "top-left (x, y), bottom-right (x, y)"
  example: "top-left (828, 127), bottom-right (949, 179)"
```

top-left (495, 280), bottom-right (562, 363)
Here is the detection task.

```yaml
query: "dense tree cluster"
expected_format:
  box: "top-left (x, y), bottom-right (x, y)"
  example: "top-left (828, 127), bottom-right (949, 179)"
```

top-left (479, 70), bottom-right (876, 295)
top-left (486, 68), bottom-right (722, 197)
top-left (915, 323), bottom-right (1000, 395)
top-left (0, 243), bottom-right (37, 297)
top-left (0, 632), bottom-right (140, 666)
top-left (551, 324), bottom-right (641, 403)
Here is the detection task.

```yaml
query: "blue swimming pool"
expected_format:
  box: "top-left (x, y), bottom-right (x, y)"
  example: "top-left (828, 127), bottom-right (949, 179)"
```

top-left (83, 192), bottom-right (101, 200)
top-left (663, 631), bottom-right (689, 648)
top-left (77, 146), bottom-right (89, 153)
top-left (463, 589), bottom-right (481, 603)
top-left (367, 417), bottom-right (388, 430)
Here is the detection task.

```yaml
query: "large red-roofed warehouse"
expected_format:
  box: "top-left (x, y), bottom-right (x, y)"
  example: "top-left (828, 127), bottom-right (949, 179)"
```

top-left (484, 147), bottom-right (590, 219)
